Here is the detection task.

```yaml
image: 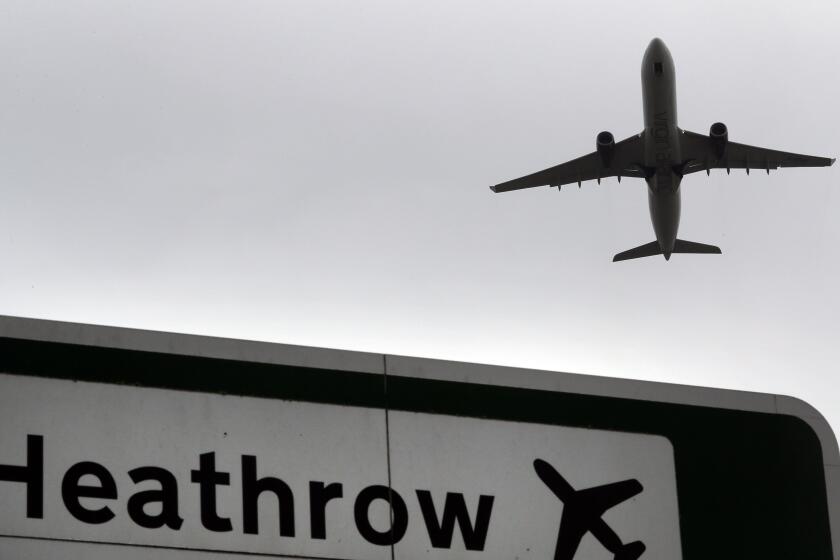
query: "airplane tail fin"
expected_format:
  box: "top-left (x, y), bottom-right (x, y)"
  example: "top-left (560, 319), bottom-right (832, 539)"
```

top-left (614, 540), bottom-right (646, 560)
top-left (613, 239), bottom-right (722, 262)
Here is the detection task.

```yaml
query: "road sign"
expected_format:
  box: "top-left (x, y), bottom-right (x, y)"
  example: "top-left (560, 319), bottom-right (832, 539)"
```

top-left (0, 315), bottom-right (836, 559)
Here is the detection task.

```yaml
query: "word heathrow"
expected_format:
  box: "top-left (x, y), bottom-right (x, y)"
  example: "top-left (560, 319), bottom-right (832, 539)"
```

top-left (1, 435), bottom-right (495, 551)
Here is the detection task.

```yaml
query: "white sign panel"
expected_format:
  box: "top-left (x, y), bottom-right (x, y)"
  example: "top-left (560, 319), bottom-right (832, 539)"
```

top-left (389, 412), bottom-right (682, 560)
top-left (0, 374), bottom-right (682, 559)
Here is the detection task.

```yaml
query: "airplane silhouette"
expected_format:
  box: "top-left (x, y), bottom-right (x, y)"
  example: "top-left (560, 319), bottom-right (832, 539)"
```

top-left (533, 459), bottom-right (646, 560)
top-left (490, 38), bottom-right (835, 261)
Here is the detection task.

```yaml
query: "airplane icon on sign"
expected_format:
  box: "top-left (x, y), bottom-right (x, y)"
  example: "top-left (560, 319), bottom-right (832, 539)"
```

top-left (534, 459), bottom-right (646, 560)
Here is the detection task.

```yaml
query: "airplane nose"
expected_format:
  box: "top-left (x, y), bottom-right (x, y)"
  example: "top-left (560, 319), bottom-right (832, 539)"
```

top-left (646, 37), bottom-right (667, 56)
top-left (645, 37), bottom-right (666, 56)
top-left (649, 37), bottom-right (665, 48)
top-left (643, 37), bottom-right (673, 72)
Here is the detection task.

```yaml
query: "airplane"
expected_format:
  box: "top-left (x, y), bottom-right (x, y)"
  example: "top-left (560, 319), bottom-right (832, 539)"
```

top-left (490, 38), bottom-right (835, 261)
top-left (533, 458), bottom-right (646, 560)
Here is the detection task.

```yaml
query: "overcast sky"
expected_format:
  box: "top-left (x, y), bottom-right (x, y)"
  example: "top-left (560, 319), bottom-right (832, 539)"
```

top-left (1, 0), bottom-right (839, 434)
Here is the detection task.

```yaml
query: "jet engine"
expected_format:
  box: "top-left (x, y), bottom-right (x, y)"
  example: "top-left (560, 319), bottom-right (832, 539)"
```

top-left (596, 131), bottom-right (615, 167)
top-left (709, 122), bottom-right (728, 158)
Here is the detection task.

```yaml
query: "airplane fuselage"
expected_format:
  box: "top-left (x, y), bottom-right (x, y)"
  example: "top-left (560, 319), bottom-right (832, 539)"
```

top-left (641, 38), bottom-right (681, 258)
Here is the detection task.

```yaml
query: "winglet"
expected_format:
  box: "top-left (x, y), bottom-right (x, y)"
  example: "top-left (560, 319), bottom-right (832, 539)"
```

top-left (489, 185), bottom-right (499, 193)
top-left (831, 158), bottom-right (836, 166)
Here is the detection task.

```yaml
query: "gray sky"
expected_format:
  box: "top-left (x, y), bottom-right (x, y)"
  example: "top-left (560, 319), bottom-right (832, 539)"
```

top-left (2, 0), bottom-right (839, 433)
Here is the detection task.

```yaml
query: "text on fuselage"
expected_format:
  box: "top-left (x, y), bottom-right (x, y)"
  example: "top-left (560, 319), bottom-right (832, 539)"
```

top-left (653, 111), bottom-right (670, 165)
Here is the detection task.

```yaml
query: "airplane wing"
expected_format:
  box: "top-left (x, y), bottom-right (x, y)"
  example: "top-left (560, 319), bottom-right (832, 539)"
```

top-left (576, 478), bottom-right (644, 515)
top-left (553, 514), bottom-right (589, 560)
top-left (490, 133), bottom-right (647, 193)
top-left (679, 129), bottom-right (835, 175)
top-left (550, 480), bottom-right (642, 559)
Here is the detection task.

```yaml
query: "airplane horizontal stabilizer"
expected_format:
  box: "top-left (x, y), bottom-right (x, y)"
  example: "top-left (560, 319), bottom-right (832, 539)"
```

top-left (612, 241), bottom-right (661, 262)
top-left (615, 541), bottom-right (646, 560)
top-left (672, 239), bottom-right (721, 255)
top-left (613, 239), bottom-right (722, 261)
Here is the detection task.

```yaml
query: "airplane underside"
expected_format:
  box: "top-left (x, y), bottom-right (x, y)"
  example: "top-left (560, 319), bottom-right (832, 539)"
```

top-left (488, 38), bottom-right (835, 261)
